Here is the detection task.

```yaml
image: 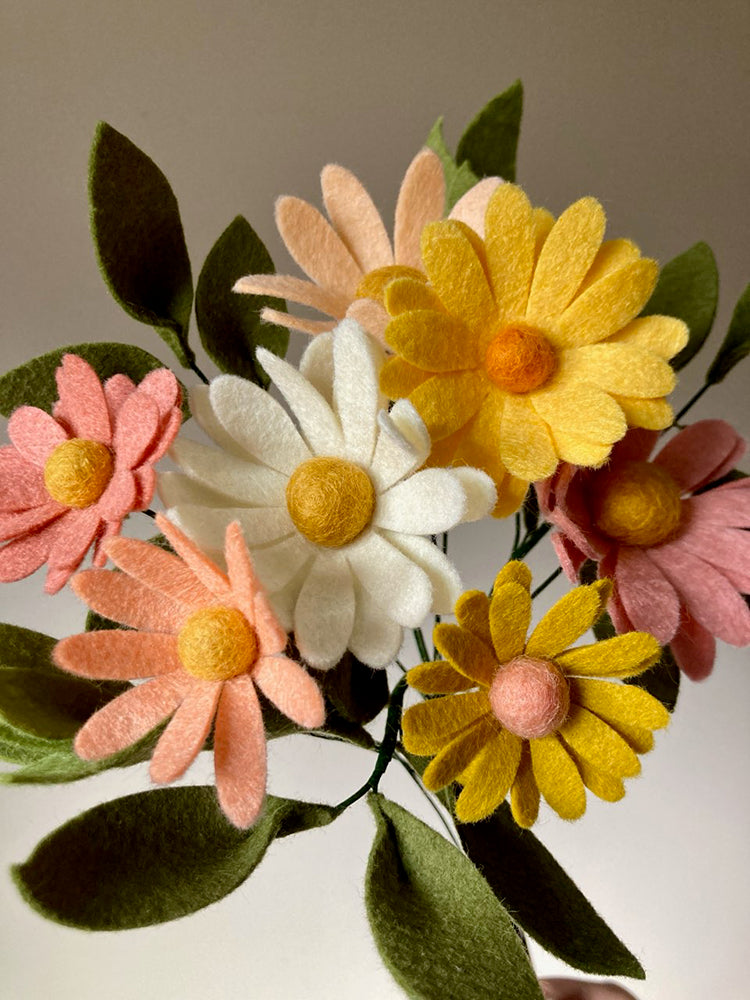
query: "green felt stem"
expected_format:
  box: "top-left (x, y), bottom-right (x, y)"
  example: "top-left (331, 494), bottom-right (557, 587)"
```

top-left (190, 361), bottom-right (210, 385)
top-left (394, 751), bottom-right (461, 850)
top-left (672, 381), bottom-right (711, 424)
top-left (530, 566), bottom-right (563, 599)
top-left (511, 521), bottom-right (551, 561)
top-left (413, 628), bottom-right (430, 663)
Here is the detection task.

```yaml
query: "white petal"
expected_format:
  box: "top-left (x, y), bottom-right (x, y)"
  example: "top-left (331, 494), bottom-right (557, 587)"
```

top-left (251, 534), bottom-right (314, 592)
top-left (349, 579), bottom-right (404, 668)
top-left (346, 531), bottom-right (431, 628)
top-left (299, 331), bottom-right (335, 404)
top-left (386, 399), bottom-right (431, 461)
top-left (210, 375), bottom-right (311, 474)
top-left (369, 410), bottom-right (424, 493)
top-left (158, 471), bottom-right (232, 509)
top-left (449, 467), bottom-right (496, 522)
top-left (257, 348), bottom-right (344, 456)
top-left (332, 320), bottom-right (384, 465)
top-left (374, 468), bottom-right (467, 534)
top-left (170, 438), bottom-right (287, 506)
top-left (294, 553), bottom-right (355, 669)
top-left (188, 385), bottom-right (250, 459)
top-left (382, 531), bottom-right (462, 615)
top-left (169, 503), bottom-right (294, 549)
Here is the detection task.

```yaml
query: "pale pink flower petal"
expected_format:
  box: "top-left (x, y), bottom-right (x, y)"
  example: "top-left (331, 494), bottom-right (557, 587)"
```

top-left (103, 374), bottom-right (136, 421)
top-left (550, 530), bottom-right (587, 582)
top-left (149, 680), bottom-right (222, 783)
top-left (0, 501), bottom-right (64, 543)
top-left (669, 610), bottom-right (716, 681)
top-left (346, 298), bottom-right (389, 343)
top-left (686, 484), bottom-right (750, 528)
top-left (72, 568), bottom-right (186, 633)
top-left (0, 446), bottom-right (47, 511)
top-left (133, 466), bottom-right (157, 509)
top-left (393, 148), bottom-right (445, 267)
top-left (214, 673), bottom-right (267, 828)
top-left (675, 521), bottom-right (750, 592)
top-left (653, 419), bottom-right (746, 492)
top-left (104, 534), bottom-right (214, 609)
top-left (615, 547), bottom-right (681, 643)
top-left (54, 354), bottom-right (112, 443)
top-left (137, 368), bottom-right (181, 416)
top-left (96, 468), bottom-right (137, 522)
top-left (607, 428), bottom-right (659, 466)
top-left (253, 655), bottom-right (325, 729)
top-left (113, 392), bottom-right (161, 469)
top-left (275, 196), bottom-right (362, 298)
top-left (0, 526), bottom-right (56, 583)
top-left (47, 505), bottom-right (101, 572)
top-left (54, 631), bottom-right (183, 679)
top-left (321, 164), bottom-right (393, 271)
top-left (8, 407), bottom-right (68, 466)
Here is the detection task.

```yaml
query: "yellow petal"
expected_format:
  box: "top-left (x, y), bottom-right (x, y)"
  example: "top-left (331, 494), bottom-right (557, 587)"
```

top-left (483, 184), bottom-right (536, 322)
top-left (406, 660), bottom-right (475, 694)
top-left (409, 371), bottom-right (486, 441)
top-left (492, 472), bottom-right (530, 518)
top-left (454, 589), bottom-right (492, 647)
top-left (401, 690), bottom-right (490, 755)
top-left (499, 394), bottom-right (558, 481)
top-left (489, 580), bottom-right (531, 662)
top-left (578, 238), bottom-right (641, 294)
top-left (559, 704), bottom-right (641, 778)
top-left (562, 343), bottom-right (677, 397)
top-left (421, 220), bottom-right (498, 334)
top-left (607, 315), bottom-right (689, 359)
top-left (531, 379), bottom-right (627, 443)
top-left (380, 356), bottom-right (431, 399)
top-left (573, 677), bottom-right (670, 732)
top-left (423, 425), bottom-right (468, 467)
top-left (566, 747), bottom-right (626, 802)
top-left (385, 276), bottom-right (444, 316)
top-left (386, 310), bottom-right (480, 372)
top-left (549, 428), bottom-right (613, 468)
top-left (530, 734), bottom-right (587, 820)
top-left (614, 395), bottom-right (674, 430)
top-left (423, 715), bottom-right (498, 791)
top-left (531, 208), bottom-right (555, 265)
top-left (455, 729), bottom-right (523, 822)
top-left (450, 388), bottom-right (508, 493)
top-left (525, 580), bottom-right (612, 659)
top-left (556, 631), bottom-right (661, 679)
top-left (434, 623), bottom-right (497, 687)
top-left (510, 743), bottom-right (540, 827)
top-left (493, 561), bottom-right (532, 592)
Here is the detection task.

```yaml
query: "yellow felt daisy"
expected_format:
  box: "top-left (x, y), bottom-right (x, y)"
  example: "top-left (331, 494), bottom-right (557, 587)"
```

top-left (401, 562), bottom-right (668, 827)
top-left (381, 184), bottom-right (688, 512)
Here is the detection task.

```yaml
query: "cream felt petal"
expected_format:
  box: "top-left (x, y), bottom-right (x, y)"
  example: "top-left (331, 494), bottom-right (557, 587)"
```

top-left (249, 534), bottom-right (313, 593)
top-left (149, 681), bottom-right (222, 783)
top-left (483, 184), bottom-right (535, 321)
top-left (450, 467), bottom-right (497, 521)
top-left (614, 396), bottom-right (674, 431)
top-left (608, 315), bottom-right (689, 358)
top-left (578, 238), bottom-right (641, 294)
top-left (560, 343), bottom-right (676, 397)
top-left (332, 320), bottom-right (383, 464)
top-left (252, 656), bottom-right (325, 728)
top-left (112, 393), bottom-right (160, 469)
top-left (54, 630), bottom-right (182, 679)
top-left (155, 513), bottom-right (232, 600)
top-left (0, 502), bottom-right (63, 542)
top-left (548, 430), bottom-right (612, 469)
top-left (526, 197), bottom-right (605, 327)
top-left (407, 661), bottom-right (474, 694)
top-left (531, 379), bottom-right (627, 442)
top-left (386, 311), bottom-right (478, 372)
top-left (171, 504), bottom-right (293, 551)
top-left (393, 148), bottom-right (445, 267)
top-left (158, 471), bottom-right (235, 510)
top-left (345, 531), bottom-right (432, 628)
top-left (556, 632), bottom-right (660, 679)
top-left (409, 371), bottom-right (486, 443)
top-left (423, 715), bottom-right (498, 791)
top-left (687, 488), bottom-right (750, 529)
top-left (188, 385), bottom-right (255, 460)
top-left (669, 610), bottom-right (716, 682)
top-left (348, 579), bottom-right (404, 668)
top-left (96, 470), bottom-right (137, 522)
top-left (213, 673), bottom-right (267, 829)
top-left (559, 706), bottom-right (641, 778)
top-left (653, 419), bottom-right (745, 493)
top-left (54, 354), bottom-right (112, 443)
top-left (379, 356), bottom-right (432, 399)
top-left (170, 439), bottom-right (287, 506)
top-left (369, 406), bottom-right (427, 493)
top-left (421, 221), bottom-right (497, 333)
top-left (449, 177), bottom-right (502, 238)
top-left (455, 730), bottom-right (523, 823)
top-left (0, 447), bottom-right (47, 510)
top-left (260, 308), bottom-right (335, 336)
top-left (614, 547), bottom-right (681, 643)
top-left (381, 532), bottom-right (461, 616)
top-left (8, 407), bottom-right (68, 466)
top-left (233, 273), bottom-right (350, 318)
top-left (102, 374), bottom-right (136, 421)
top-left (455, 590), bottom-right (492, 648)
top-left (401, 690), bottom-right (490, 755)
top-left (384, 277), bottom-right (445, 317)
top-left (274, 196), bottom-right (361, 297)
top-left (0, 529), bottom-right (55, 582)
top-left (499, 395), bottom-right (557, 481)
top-left (529, 735), bottom-right (586, 820)
top-left (293, 553), bottom-right (355, 668)
top-left (299, 330), bottom-right (335, 402)
top-left (374, 469), bottom-right (466, 534)
top-left (433, 623), bottom-right (497, 687)
top-left (488, 582), bottom-right (531, 663)
top-left (321, 164), bottom-right (393, 271)
top-left (71, 569), bottom-right (185, 633)
top-left (104, 536), bottom-right (214, 609)
top-left (525, 581), bottom-right (610, 659)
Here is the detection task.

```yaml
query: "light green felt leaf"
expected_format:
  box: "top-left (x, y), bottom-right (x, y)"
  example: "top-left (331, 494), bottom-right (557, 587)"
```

top-left (195, 216), bottom-right (289, 386)
top-left (0, 343), bottom-right (189, 420)
top-left (706, 282), bottom-right (750, 384)
top-left (89, 122), bottom-right (194, 368)
top-left (365, 794), bottom-right (543, 1000)
top-left (13, 788), bottom-right (339, 928)
top-left (457, 804), bottom-right (645, 979)
top-left (640, 242), bottom-right (718, 370)
top-left (0, 624), bottom-right (57, 673)
top-left (455, 80), bottom-right (524, 184)
top-left (426, 118), bottom-right (480, 212)
top-left (0, 718), bottom-right (70, 765)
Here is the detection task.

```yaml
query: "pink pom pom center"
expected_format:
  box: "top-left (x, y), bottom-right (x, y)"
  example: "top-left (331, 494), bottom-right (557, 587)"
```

top-left (489, 655), bottom-right (570, 739)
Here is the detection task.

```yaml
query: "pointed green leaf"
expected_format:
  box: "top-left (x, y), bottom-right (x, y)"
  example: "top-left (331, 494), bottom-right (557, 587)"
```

top-left (458, 804), bottom-right (645, 979)
top-left (0, 343), bottom-right (189, 420)
top-left (455, 80), bottom-right (524, 183)
top-left (706, 282), bottom-right (750, 384)
top-left (426, 117), bottom-right (480, 211)
top-left (640, 242), bottom-right (718, 370)
top-left (366, 794), bottom-right (543, 1000)
top-left (0, 718), bottom-right (70, 765)
top-left (89, 123), bottom-right (194, 367)
top-left (313, 652), bottom-right (389, 725)
top-left (0, 668), bottom-right (127, 740)
top-left (13, 788), bottom-right (338, 928)
top-left (196, 216), bottom-right (289, 385)
top-left (0, 624), bottom-right (57, 672)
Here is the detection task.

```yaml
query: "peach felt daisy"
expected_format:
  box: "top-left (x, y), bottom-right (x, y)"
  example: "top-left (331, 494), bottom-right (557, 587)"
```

top-left (54, 514), bottom-right (324, 828)
top-left (402, 562), bottom-right (667, 827)
top-left (0, 354), bottom-right (182, 593)
top-left (380, 183), bottom-right (688, 514)
top-left (537, 422), bottom-right (750, 681)
top-left (160, 320), bottom-right (496, 670)
top-left (233, 149), bottom-right (499, 343)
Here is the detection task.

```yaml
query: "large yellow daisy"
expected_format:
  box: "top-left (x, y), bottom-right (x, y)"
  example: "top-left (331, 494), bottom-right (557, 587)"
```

top-left (381, 184), bottom-right (688, 513)
top-left (401, 562), bottom-right (668, 827)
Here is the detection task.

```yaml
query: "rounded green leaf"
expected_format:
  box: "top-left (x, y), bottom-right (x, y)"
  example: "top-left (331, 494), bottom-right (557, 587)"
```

top-left (706, 282), bottom-right (750, 384)
top-left (0, 624), bottom-right (57, 672)
top-left (455, 80), bottom-right (524, 183)
top-left (0, 668), bottom-right (127, 740)
top-left (0, 718), bottom-right (70, 766)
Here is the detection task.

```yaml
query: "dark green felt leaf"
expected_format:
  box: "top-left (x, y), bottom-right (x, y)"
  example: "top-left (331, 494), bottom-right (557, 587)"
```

top-left (457, 804), bottom-right (645, 979)
top-left (89, 123), bottom-right (194, 368)
top-left (0, 343), bottom-right (189, 420)
top-left (13, 787), bottom-right (338, 928)
top-left (0, 624), bottom-right (57, 673)
top-left (195, 216), bottom-right (289, 385)
top-left (313, 652), bottom-right (389, 725)
top-left (365, 794), bottom-right (543, 1000)
top-left (706, 282), bottom-right (750, 384)
top-left (425, 118), bottom-right (480, 212)
top-left (455, 80), bottom-right (524, 184)
top-left (640, 242), bottom-right (718, 370)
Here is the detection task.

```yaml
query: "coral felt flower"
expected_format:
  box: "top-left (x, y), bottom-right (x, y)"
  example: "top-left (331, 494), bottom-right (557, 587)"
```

top-left (54, 514), bottom-right (325, 828)
top-left (233, 149), bottom-right (499, 343)
top-left (159, 320), bottom-right (496, 670)
top-left (381, 183), bottom-right (688, 511)
top-left (0, 354), bottom-right (182, 594)
top-left (402, 563), bottom-right (667, 827)
top-left (537, 421), bottom-right (750, 681)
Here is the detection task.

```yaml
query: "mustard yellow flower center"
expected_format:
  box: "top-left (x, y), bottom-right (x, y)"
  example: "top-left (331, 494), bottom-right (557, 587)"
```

top-left (43, 439), bottom-right (114, 508)
top-left (286, 456), bottom-right (375, 548)
top-left (355, 265), bottom-right (426, 304)
top-left (484, 322), bottom-right (557, 393)
top-left (489, 655), bottom-right (570, 739)
top-left (177, 606), bottom-right (258, 681)
top-left (593, 460), bottom-right (683, 547)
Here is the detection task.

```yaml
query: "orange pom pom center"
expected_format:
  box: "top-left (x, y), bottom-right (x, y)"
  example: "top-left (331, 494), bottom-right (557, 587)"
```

top-left (177, 606), bottom-right (258, 681)
top-left (43, 439), bottom-right (114, 508)
top-left (286, 456), bottom-right (375, 548)
top-left (355, 264), bottom-right (426, 304)
top-left (593, 460), bottom-right (683, 547)
top-left (489, 655), bottom-right (570, 739)
top-left (484, 322), bottom-right (557, 393)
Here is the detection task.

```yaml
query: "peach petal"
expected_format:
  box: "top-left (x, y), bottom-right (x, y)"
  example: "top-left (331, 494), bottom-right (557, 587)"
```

top-left (346, 298), bottom-right (389, 344)
top-left (687, 486), bottom-right (750, 529)
top-left (675, 522), bottom-right (750, 592)
top-left (149, 680), bottom-right (221, 783)
top-left (669, 610), bottom-right (716, 681)
top-left (449, 177), bottom-right (502, 238)
top-left (48, 506), bottom-right (101, 572)
top-left (54, 355), bottom-right (112, 443)
top-left (155, 513), bottom-right (232, 601)
top-left (8, 407), bottom-right (68, 467)
top-left (104, 534), bottom-right (214, 609)
top-left (55, 630), bottom-right (183, 679)
top-left (113, 392), bottom-right (160, 469)
top-left (0, 501), bottom-right (64, 543)
top-left (0, 526), bottom-right (56, 583)
top-left (252, 655), bottom-right (325, 729)
top-left (96, 468), bottom-right (137, 522)
top-left (321, 164), bottom-right (393, 272)
top-left (253, 590), bottom-right (288, 654)
top-left (260, 307), bottom-right (336, 335)
top-left (0, 447), bottom-right (47, 510)
top-left (224, 522), bottom-right (259, 616)
top-left (614, 547), bottom-right (680, 643)
top-left (653, 420), bottom-right (746, 493)
top-left (275, 196), bottom-right (362, 298)
top-left (72, 567), bottom-right (186, 632)
top-left (137, 368), bottom-right (181, 416)
top-left (393, 149), bottom-right (445, 268)
top-left (214, 673), bottom-right (267, 828)
top-left (234, 273), bottom-right (350, 319)
top-left (103, 374), bottom-right (136, 421)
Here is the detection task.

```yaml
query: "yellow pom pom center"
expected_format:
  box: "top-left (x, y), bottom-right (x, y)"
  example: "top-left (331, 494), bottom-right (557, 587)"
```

top-left (355, 264), bottom-right (426, 304)
top-left (43, 439), bottom-right (114, 508)
top-left (484, 322), bottom-right (557, 393)
top-left (594, 460), bottom-right (683, 547)
top-left (286, 456), bottom-right (375, 548)
top-left (489, 656), bottom-right (570, 739)
top-left (177, 606), bottom-right (258, 681)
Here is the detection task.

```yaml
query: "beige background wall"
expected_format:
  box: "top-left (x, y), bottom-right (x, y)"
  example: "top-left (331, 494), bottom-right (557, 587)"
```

top-left (1, 2), bottom-right (749, 998)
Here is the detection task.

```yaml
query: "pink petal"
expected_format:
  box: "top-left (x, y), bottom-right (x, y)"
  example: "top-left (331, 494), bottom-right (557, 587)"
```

top-left (92, 519), bottom-right (122, 567)
top-left (321, 164), bottom-right (393, 272)
top-left (539, 467), bottom-right (605, 560)
top-left (213, 673), bottom-right (267, 828)
top-left (654, 420), bottom-right (747, 493)
top-left (47, 506), bottom-right (101, 574)
top-left (113, 392), bottom-right (160, 469)
top-left (0, 525), bottom-right (56, 583)
top-left (155, 513), bottom-right (232, 601)
top-left (393, 148), bottom-right (445, 268)
top-left (448, 177), bottom-right (502, 237)
top-left (550, 530), bottom-right (587, 581)
top-left (224, 522), bottom-right (259, 616)
top-left (54, 630), bottom-right (183, 679)
top-left (149, 680), bottom-right (221, 783)
top-left (615, 547), bottom-right (681, 643)
top-left (346, 298), bottom-right (389, 344)
top-left (103, 374), bottom-right (136, 422)
top-left (234, 273), bottom-right (350, 320)
top-left (104, 534), bottom-right (214, 609)
top-left (136, 368), bottom-right (181, 417)
top-left (73, 673), bottom-right (189, 760)
top-left (275, 196), bottom-right (362, 299)
top-left (72, 568), bottom-right (186, 632)
top-left (686, 484), bottom-right (750, 529)
top-left (252, 655), bottom-right (325, 729)
top-left (54, 354), bottom-right (111, 443)
top-left (94, 468), bottom-right (137, 522)
top-left (608, 428), bottom-right (659, 466)
top-left (133, 466), bottom-right (156, 509)
top-left (260, 307), bottom-right (336, 336)
top-left (8, 407), bottom-right (68, 467)
top-left (674, 521), bottom-right (750, 592)
top-left (0, 446), bottom-right (47, 511)
top-left (669, 610), bottom-right (716, 681)
top-left (140, 406), bottom-right (182, 467)
top-left (0, 501), bottom-right (64, 543)
top-left (253, 590), bottom-right (288, 655)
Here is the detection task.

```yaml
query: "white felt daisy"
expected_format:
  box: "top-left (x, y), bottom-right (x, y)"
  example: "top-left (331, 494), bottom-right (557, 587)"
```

top-left (160, 320), bottom-right (496, 669)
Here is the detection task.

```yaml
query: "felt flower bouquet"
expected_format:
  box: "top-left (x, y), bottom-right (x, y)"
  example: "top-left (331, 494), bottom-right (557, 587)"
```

top-left (1, 82), bottom-right (748, 999)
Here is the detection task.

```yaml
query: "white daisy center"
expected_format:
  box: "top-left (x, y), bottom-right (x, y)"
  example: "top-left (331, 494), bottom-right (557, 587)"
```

top-left (489, 655), bottom-right (570, 739)
top-left (177, 606), bottom-right (258, 681)
top-left (593, 460), bottom-right (682, 547)
top-left (43, 439), bottom-right (114, 508)
top-left (484, 322), bottom-right (557, 393)
top-left (286, 456), bottom-right (375, 548)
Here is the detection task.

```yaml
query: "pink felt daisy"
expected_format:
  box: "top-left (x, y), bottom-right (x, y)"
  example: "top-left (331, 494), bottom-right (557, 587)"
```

top-left (54, 514), bottom-right (325, 828)
top-left (537, 420), bottom-right (750, 680)
top-left (233, 149), bottom-right (500, 343)
top-left (0, 354), bottom-right (182, 593)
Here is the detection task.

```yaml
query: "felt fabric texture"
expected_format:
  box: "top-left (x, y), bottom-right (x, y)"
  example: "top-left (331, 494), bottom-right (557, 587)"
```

top-left (381, 183), bottom-right (688, 510)
top-left (53, 515), bottom-right (325, 828)
top-left (402, 563), bottom-right (666, 827)
top-left (538, 420), bottom-right (750, 679)
top-left (162, 320), bottom-right (495, 670)
top-left (0, 354), bottom-right (182, 593)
